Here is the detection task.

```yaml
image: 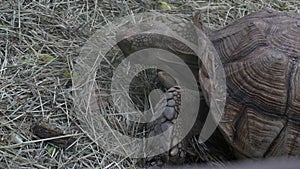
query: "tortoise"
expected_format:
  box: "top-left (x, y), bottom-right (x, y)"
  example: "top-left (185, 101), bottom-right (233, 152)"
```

top-left (198, 9), bottom-right (300, 158)
top-left (116, 9), bottom-right (300, 164)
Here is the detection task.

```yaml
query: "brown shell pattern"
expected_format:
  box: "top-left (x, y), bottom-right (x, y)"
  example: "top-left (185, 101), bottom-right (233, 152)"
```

top-left (206, 10), bottom-right (300, 157)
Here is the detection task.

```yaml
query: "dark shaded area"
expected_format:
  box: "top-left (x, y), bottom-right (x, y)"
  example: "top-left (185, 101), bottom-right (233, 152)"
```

top-left (150, 157), bottom-right (300, 169)
top-left (31, 124), bottom-right (76, 149)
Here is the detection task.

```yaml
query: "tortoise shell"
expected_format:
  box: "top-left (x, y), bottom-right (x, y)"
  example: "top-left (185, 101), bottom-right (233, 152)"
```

top-left (199, 9), bottom-right (300, 158)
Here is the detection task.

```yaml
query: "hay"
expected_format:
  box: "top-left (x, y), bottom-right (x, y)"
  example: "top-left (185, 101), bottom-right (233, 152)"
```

top-left (0, 0), bottom-right (299, 168)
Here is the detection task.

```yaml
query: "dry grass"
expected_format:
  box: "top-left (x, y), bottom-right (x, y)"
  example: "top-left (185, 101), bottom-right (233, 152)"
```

top-left (0, 0), bottom-right (299, 168)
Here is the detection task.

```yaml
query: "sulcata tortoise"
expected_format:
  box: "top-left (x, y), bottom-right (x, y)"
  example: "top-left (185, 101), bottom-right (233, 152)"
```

top-left (116, 9), bottom-right (300, 163)
top-left (199, 9), bottom-right (300, 158)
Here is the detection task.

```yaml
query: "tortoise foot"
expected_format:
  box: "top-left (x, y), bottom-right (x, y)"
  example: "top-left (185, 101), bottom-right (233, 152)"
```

top-left (146, 86), bottom-right (189, 165)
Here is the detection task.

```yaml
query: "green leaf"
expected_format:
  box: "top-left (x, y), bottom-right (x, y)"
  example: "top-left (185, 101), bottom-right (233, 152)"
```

top-left (34, 52), bottom-right (54, 63)
top-left (46, 145), bottom-right (56, 156)
top-left (160, 1), bottom-right (172, 10)
top-left (64, 70), bottom-right (72, 78)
